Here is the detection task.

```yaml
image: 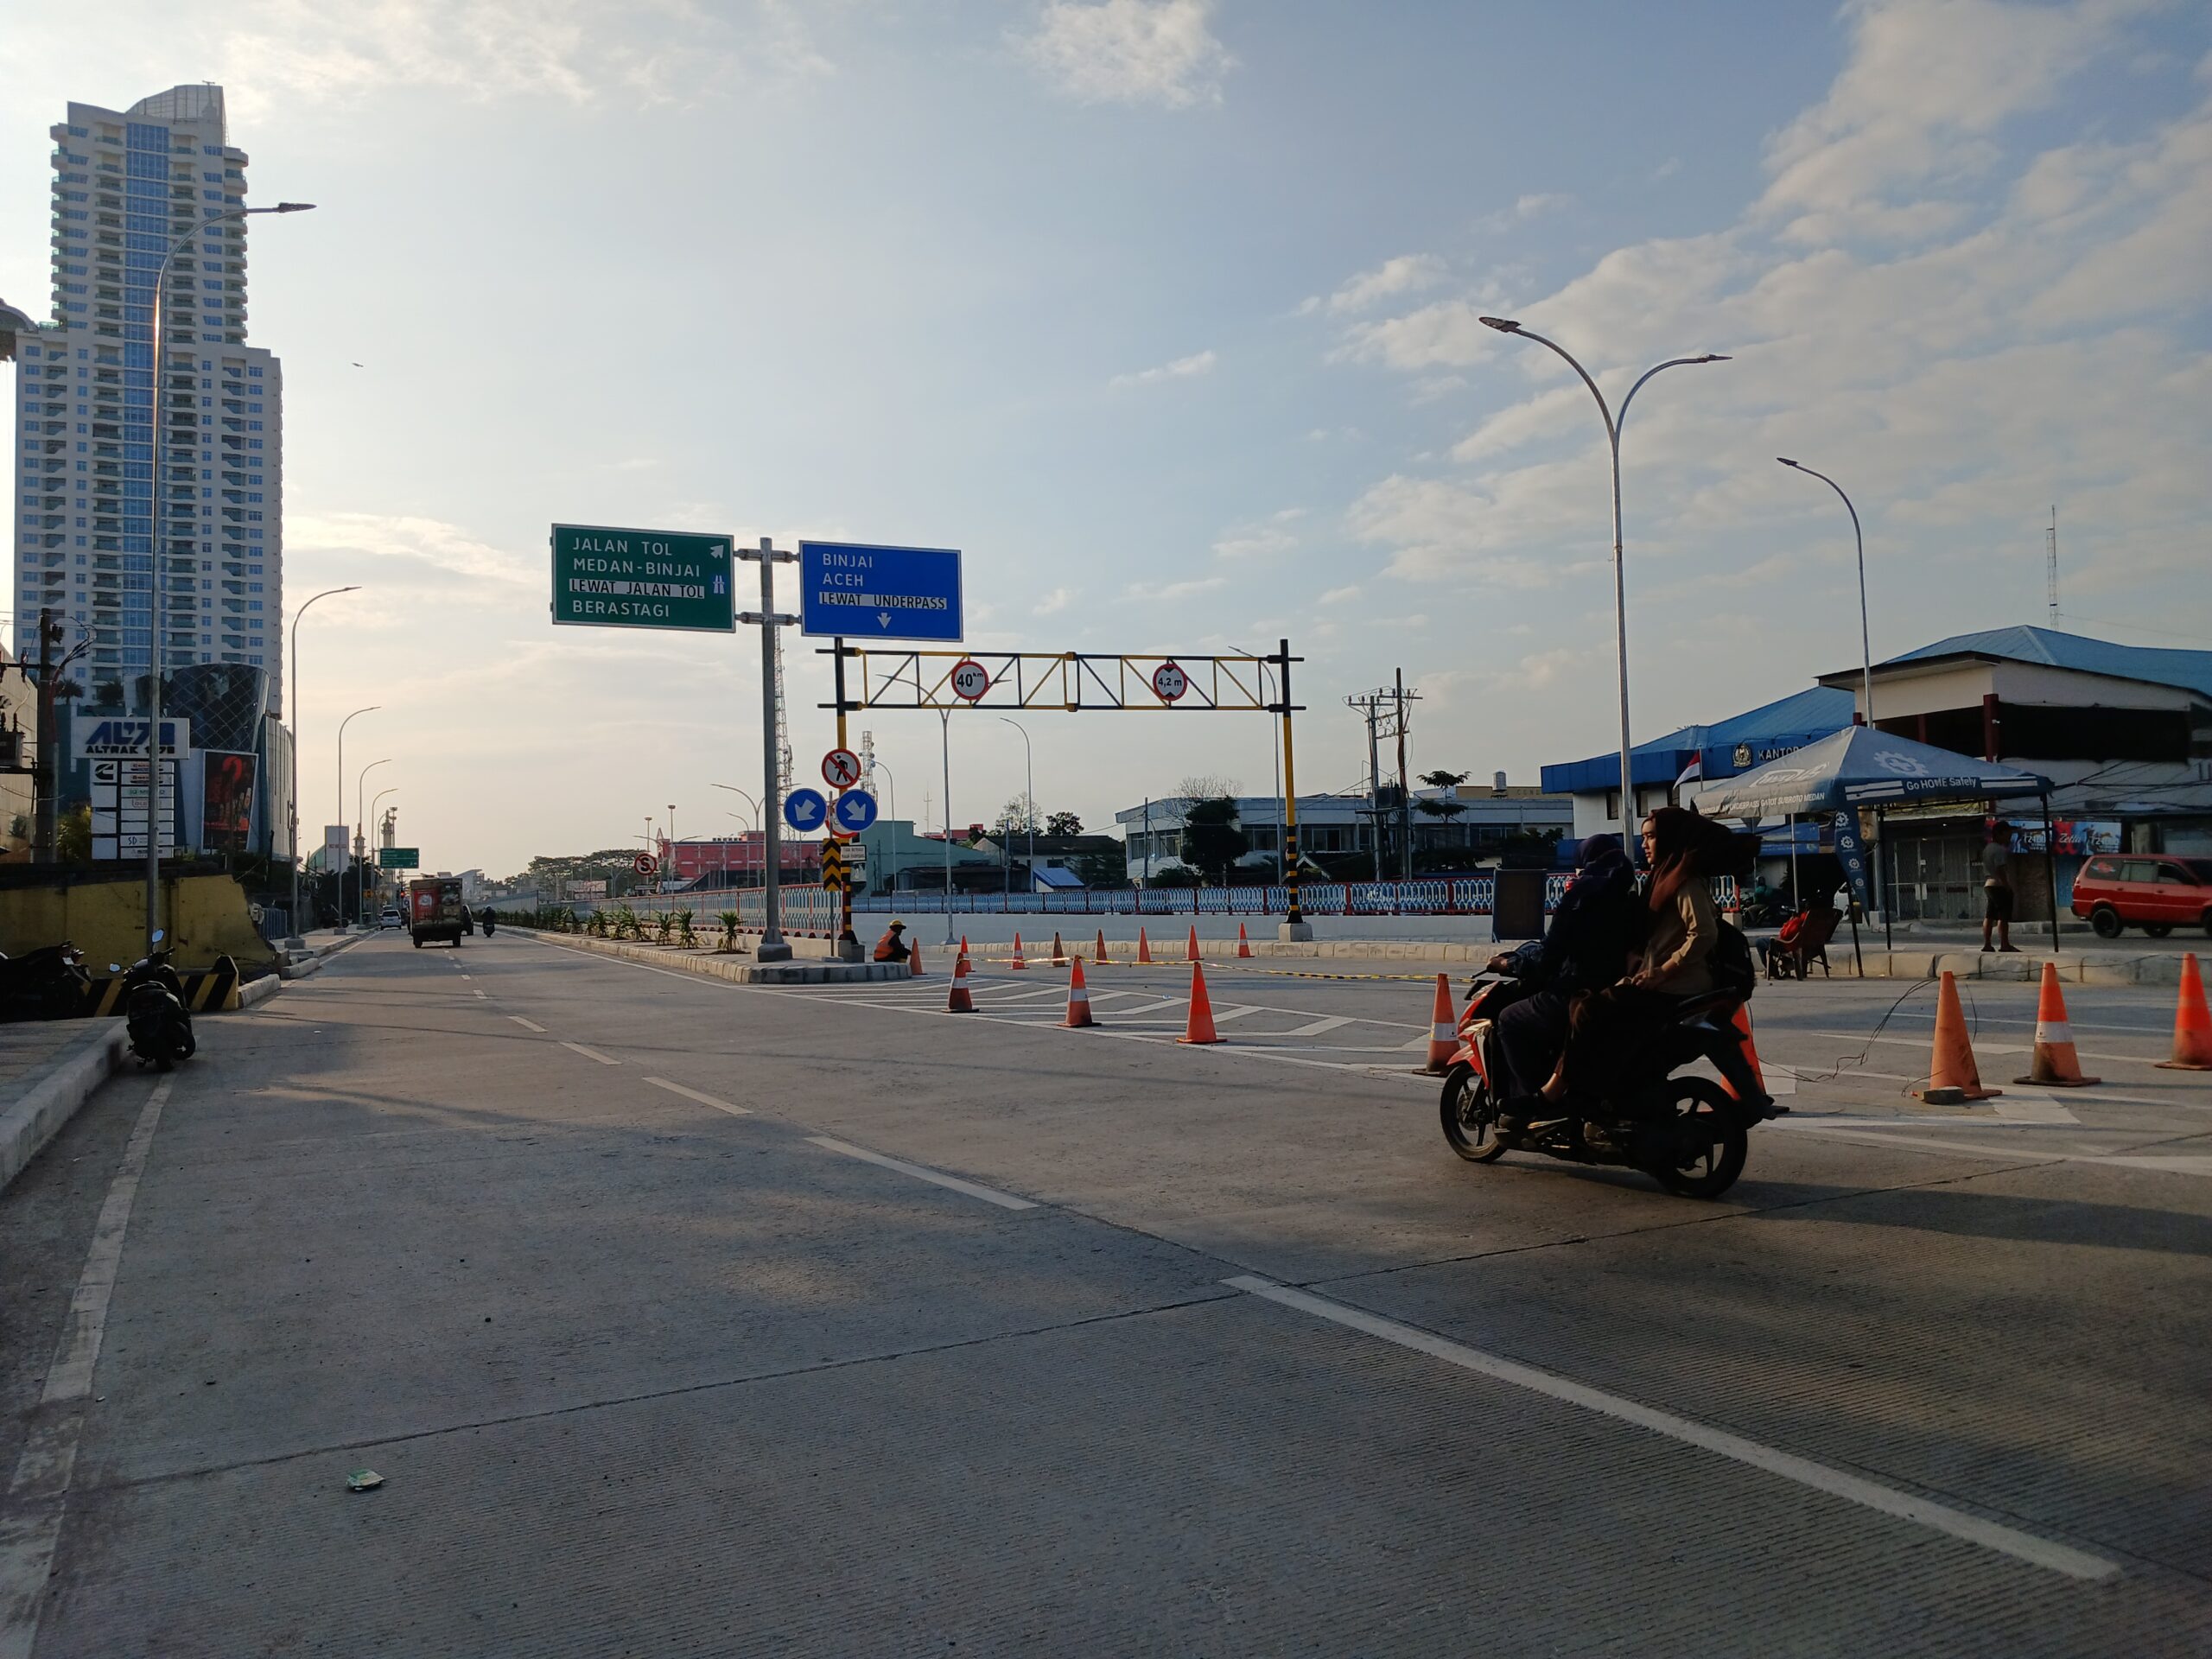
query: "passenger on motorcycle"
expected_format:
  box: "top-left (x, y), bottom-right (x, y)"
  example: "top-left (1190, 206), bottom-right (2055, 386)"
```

top-left (1484, 834), bottom-right (1638, 1122)
top-left (1546, 807), bottom-right (1735, 1108)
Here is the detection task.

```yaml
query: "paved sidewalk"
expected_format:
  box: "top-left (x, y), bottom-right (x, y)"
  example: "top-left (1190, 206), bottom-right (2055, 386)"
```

top-left (0, 1020), bottom-right (127, 1192)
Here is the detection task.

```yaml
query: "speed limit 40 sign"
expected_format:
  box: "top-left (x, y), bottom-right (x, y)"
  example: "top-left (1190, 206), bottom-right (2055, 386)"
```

top-left (950, 659), bottom-right (991, 702)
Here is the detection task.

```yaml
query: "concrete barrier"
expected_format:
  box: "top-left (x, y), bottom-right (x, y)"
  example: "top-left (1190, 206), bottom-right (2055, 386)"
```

top-left (0, 1021), bottom-right (128, 1193)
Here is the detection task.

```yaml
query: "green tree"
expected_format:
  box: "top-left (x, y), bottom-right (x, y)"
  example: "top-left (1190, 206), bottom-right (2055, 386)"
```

top-left (1046, 810), bottom-right (1083, 836)
top-left (1148, 862), bottom-right (1201, 887)
top-left (55, 803), bottom-right (92, 865)
top-left (1179, 798), bottom-right (1249, 885)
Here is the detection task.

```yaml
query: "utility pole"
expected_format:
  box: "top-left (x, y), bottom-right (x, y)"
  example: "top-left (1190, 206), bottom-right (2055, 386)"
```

top-left (33, 608), bottom-right (62, 862)
top-left (1346, 677), bottom-right (1420, 881)
top-left (2046, 507), bottom-right (2059, 625)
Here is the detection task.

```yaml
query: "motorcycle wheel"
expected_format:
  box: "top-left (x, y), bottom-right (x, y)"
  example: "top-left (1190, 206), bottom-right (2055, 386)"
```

top-left (1649, 1077), bottom-right (1747, 1200)
top-left (1440, 1063), bottom-right (1509, 1163)
top-left (173, 1027), bottom-right (197, 1061)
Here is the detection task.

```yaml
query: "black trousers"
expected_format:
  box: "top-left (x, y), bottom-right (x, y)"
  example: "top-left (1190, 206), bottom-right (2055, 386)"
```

top-left (1497, 989), bottom-right (1573, 1099)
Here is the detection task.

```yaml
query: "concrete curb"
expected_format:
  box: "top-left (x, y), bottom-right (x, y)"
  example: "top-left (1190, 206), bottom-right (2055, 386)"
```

top-left (517, 929), bottom-right (909, 984)
top-left (0, 1020), bottom-right (130, 1194)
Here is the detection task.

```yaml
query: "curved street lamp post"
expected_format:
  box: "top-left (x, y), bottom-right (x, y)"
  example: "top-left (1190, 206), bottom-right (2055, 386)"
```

top-left (334, 705), bottom-right (378, 924)
top-left (286, 584), bottom-right (360, 945)
top-left (143, 200), bottom-right (315, 949)
top-left (356, 758), bottom-right (391, 925)
top-left (1478, 316), bottom-right (1728, 848)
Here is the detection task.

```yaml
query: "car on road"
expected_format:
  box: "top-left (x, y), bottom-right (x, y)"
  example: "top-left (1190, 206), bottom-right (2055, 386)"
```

top-left (378, 907), bottom-right (404, 930)
top-left (2070, 854), bottom-right (2212, 938)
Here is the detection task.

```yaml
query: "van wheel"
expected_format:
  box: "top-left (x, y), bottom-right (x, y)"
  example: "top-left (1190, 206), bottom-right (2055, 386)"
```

top-left (2089, 906), bottom-right (2123, 939)
top-left (2143, 924), bottom-right (2172, 938)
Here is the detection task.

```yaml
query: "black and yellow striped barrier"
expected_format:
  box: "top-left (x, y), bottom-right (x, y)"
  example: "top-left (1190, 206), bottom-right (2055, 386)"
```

top-left (79, 955), bottom-right (244, 1017)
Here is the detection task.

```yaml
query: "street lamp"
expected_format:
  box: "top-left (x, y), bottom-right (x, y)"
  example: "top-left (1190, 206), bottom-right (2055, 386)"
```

top-left (1479, 315), bottom-right (1728, 843)
top-left (870, 760), bottom-right (896, 823)
top-left (143, 200), bottom-right (315, 950)
top-left (334, 705), bottom-right (378, 923)
top-left (369, 785), bottom-right (397, 913)
top-left (997, 717), bottom-right (1033, 901)
top-left (356, 758), bottom-right (391, 925)
top-left (712, 783), bottom-right (760, 830)
top-left (286, 584), bottom-right (361, 945)
top-left (1776, 460), bottom-right (1874, 727)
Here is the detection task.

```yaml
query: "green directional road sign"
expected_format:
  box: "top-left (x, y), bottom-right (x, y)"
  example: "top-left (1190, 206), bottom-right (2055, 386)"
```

top-left (378, 847), bottom-right (421, 869)
top-left (550, 524), bottom-right (735, 632)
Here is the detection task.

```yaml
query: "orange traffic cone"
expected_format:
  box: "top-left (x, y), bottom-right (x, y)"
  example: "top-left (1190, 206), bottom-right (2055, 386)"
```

top-left (1051, 931), bottom-right (1066, 965)
top-left (1178, 960), bottom-right (1222, 1045)
top-left (1186, 925), bottom-right (1201, 963)
top-left (1916, 969), bottom-right (2001, 1103)
top-left (1095, 929), bottom-right (1109, 964)
top-left (1061, 957), bottom-right (1096, 1027)
top-left (2158, 952), bottom-right (2212, 1071)
top-left (909, 939), bottom-right (925, 978)
top-left (960, 934), bottom-right (969, 962)
top-left (1236, 923), bottom-right (1253, 959)
top-left (1009, 931), bottom-right (1027, 970)
top-left (1137, 927), bottom-right (1153, 964)
top-left (947, 953), bottom-right (976, 1013)
top-left (1420, 973), bottom-right (1458, 1074)
top-left (2014, 962), bottom-right (2099, 1086)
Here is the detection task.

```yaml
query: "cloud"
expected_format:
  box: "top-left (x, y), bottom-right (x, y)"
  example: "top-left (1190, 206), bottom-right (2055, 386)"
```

top-left (1212, 507), bottom-right (1304, 560)
top-left (1122, 575), bottom-right (1228, 601)
top-left (1333, 299), bottom-right (1505, 372)
top-left (1109, 347), bottom-right (1217, 387)
top-left (1018, 0), bottom-right (1232, 108)
top-left (1303, 254), bottom-right (1446, 316)
top-left (1317, 584), bottom-right (1362, 607)
top-left (1033, 586), bottom-right (1077, 614)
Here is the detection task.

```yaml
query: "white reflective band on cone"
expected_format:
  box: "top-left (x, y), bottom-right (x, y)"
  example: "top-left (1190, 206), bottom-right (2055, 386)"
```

top-left (2036, 1021), bottom-right (2072, 1045)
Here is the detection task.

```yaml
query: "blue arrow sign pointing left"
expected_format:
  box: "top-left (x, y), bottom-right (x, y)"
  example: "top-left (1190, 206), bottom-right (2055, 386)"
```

top-left (833, 789), bottom-right (879, 832)
top-left (783, 788), bottom-right (827, 831)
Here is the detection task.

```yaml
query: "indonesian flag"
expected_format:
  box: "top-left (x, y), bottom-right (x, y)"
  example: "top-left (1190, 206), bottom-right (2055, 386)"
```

top-left (1674, 754), bottom-right (1704, 795)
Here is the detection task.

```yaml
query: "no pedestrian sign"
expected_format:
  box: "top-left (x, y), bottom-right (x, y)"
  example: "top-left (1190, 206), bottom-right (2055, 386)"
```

top-left (550, 524), bottom-right (734, 632)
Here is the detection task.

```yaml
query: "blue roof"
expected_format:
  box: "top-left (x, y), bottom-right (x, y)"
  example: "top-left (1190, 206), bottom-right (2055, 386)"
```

top-left (1879, 626), bottom-right (2212, 699)
top-left (1541, 685), bottom-right (1856, 794)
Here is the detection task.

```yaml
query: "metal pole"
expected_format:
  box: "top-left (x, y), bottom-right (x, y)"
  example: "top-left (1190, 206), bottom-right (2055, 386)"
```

top-left (1479, 318), bottom-right (1727, 855)
top-left (1278, 639), bottom-right (1306, 936)
top-left (831, 636), bottom-right (859, 958)
top-left (746, 537), bottom-right (792, 962)
top-left (940, 708), bottom-right (953, 944)
top-left (999, 718), bottom-right (1032, 902)
top-left (2043, 793), bottom-right (2062, 953)
top-left (289, 583), bottom-right (362, 946)
top-left (357, 758), bottom-right (389, 927)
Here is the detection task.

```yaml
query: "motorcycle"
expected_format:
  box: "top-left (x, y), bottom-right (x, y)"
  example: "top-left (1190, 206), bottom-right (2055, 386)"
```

top-left (1438, 973), bottom-right (1769, 1199)
top-left (0, 942), bottom-right (95, 1022)
top-left (117, 931), bottom-right (195, 1070)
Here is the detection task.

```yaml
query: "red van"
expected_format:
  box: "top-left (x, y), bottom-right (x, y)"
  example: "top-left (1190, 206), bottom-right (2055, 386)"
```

top-left (2070, 855), bottom-right (2212, 938)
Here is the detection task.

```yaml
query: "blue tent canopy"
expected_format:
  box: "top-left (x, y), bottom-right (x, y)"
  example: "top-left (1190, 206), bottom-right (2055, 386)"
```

top-left (1693, 727), bottom-right (2051, 820)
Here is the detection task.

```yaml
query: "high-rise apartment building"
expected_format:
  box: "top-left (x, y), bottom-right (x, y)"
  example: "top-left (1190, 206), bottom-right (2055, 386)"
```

top-left (14, 85), bottom-right (285, 711)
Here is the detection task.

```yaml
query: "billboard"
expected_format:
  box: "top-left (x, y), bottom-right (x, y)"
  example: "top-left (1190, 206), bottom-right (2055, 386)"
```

top-left (73, 716), bottom-right (190, 760)
top-left (325, 824), bottom-right (351, 875)
top-left (201, 753), bottom-right (257, 855)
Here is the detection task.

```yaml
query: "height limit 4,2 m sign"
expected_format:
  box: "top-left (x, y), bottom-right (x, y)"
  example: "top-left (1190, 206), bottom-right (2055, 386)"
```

top-left (550, 524), bottom-right (734, 632)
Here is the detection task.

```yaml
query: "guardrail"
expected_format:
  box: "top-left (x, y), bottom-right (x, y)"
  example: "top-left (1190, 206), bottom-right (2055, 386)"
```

top-left (584, 876), bottom-right (1741, 929)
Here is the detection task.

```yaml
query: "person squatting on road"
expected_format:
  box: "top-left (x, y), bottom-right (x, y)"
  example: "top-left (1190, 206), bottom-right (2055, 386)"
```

top-left (873, 922), bottom-right (911, 963)
top-left (1487, 833), bottom-right (1638, 1121)
top-left (1535, 807), bottom-right (1737, 1113)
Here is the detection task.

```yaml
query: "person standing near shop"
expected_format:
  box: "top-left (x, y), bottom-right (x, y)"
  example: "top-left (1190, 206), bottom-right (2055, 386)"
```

top-left (1981, 822), bottom-right (2018, 953)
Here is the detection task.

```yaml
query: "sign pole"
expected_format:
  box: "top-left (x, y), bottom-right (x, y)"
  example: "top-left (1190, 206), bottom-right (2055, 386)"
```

top-left (832, 635), bottom-right (861, 961)
top-left (1277, 639), bottom-right (1309, 939)
top-left (742, 538), bottom-right (795, 963)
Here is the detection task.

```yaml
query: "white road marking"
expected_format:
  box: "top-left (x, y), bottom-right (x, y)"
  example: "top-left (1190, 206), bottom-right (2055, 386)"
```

top-left (1280, 1014), bottom-right (1354, 1038)
top-left (1772, 1122), bottom-right (2212, 1175)
top-left (1208, 1005), bottom-right (1264, 1024)
top-left (1801, 1028), bottom-right (2170, 1069)
top-left (459, 974), bottom-right (472, 980)
top-left (560, 1041), bottom-right (621, 1065)
top-left (1225, 1275), bottom-right (2119, 1584)
top-left (645, 1077), bottom-right (750, 1116)
top-left (1981, 1090), bottom-right (2081, 1125)
top-left (508, 1016), bottom-right (547, 1033)
top-left (472, 990), bottom-right (487, 1000)
top-left (0, 1079), bottom-right (173, 1658)
top-left (806, 1136), bottom-right (1037, 1210)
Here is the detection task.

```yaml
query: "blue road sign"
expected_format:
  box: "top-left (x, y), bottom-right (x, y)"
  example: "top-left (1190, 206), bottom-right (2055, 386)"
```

top-left (784, 788), bottom-right (828, 832)
top-left (799, 541), bottom-right (963, 642)
top-left (833, 789), bottom-right (879, 833)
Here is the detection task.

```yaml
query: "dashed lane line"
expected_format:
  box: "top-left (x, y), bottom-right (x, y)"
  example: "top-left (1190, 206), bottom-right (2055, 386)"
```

top-left (560, 1041), bottom-right (621, 1066)
top-left (0, 1079), bottom-right (174, 1658)
top-left (508, 1016), bottom-right (547, 1033)
top-left (1225, 1274), bottom-right (2120, 1584)
top-left (806, 1136), bottom-right (1038, 1211)
top-left (645, 1077), bottom-right (750, 1116)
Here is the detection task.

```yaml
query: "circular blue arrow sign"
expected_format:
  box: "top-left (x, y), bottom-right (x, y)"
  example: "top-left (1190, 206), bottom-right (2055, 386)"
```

top-left (833, 789), bottom-right (880, 832)
top-left (783, 788), bottom-right (828, 832)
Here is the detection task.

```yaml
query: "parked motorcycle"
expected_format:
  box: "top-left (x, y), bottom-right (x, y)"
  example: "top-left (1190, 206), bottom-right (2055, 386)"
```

top-left (1439, 973), bottom-right (1769, 1199)
top-left (0, 942), bottom-right (95, 1022)
top-left (116, 931), bottom-right (195, 1070)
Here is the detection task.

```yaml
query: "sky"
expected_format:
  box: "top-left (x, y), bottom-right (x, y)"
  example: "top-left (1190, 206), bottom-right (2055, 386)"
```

top-left (5, 0), bottom-right (2209, 877)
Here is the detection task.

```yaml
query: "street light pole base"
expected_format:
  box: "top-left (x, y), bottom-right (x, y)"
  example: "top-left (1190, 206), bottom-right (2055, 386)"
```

top-left (755, 939), bottom-right (794, 963)
top-left (836, 933), bottom-right (864, 963)
top-left (1278, 921), bottom-right (1314, 942)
